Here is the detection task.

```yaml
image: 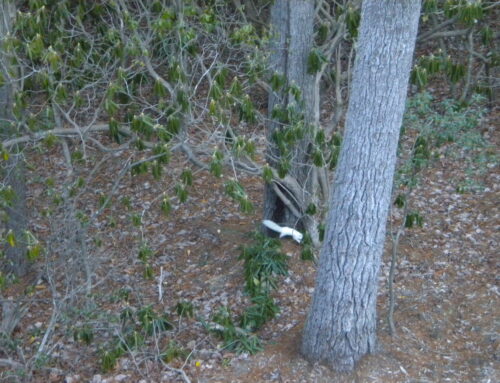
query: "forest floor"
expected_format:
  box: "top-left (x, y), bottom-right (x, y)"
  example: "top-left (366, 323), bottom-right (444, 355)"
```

top-left (1, 106), bottom-right (499, 383)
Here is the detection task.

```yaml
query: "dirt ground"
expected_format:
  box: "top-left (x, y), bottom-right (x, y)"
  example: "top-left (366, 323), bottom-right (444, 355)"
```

top-left (1, 107), bottom-right (498, 383)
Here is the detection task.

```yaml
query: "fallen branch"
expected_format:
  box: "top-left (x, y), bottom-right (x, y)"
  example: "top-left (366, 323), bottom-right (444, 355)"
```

top-left (2, 125), bottom-right (110, 149)
top-left (417, 16), bottom-right (459, 42)
top-left (0, 358), bottom-right (23, 369)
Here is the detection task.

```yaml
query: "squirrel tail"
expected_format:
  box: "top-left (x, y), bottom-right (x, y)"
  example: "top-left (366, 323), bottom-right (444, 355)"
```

top-left (262, 219), bottom-right (283, 234)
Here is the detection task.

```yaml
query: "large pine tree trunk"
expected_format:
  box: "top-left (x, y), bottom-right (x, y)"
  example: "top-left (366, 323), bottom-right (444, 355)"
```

top-left (263, 0), bottom-right (324, 244)
top-left (1, 0), bottom-right (29, 277)
top-left (301, 0), bottom-right (421, 371)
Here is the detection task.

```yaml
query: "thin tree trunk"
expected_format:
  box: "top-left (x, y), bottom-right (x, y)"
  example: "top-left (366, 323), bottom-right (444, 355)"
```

top-left (264, 0), bottom-right (324, 244)
top-left (301, 0), bottom-right (421, 371)
top-left (1, 0), bottom-right (29, 277)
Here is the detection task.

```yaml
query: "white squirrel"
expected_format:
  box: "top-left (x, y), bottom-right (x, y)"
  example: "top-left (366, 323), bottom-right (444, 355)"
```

top-left (262, 220), bottom-right (303, 243)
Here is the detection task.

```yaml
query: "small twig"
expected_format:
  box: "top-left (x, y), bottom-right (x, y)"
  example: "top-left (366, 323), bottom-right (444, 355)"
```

top-left (419, 28), bottom-right (469, 42)
top-left (460, 28), bottom-right (475, 103)
top-left (1, 125), bottom-right (110, 148)
top-left (162, 347), bottom-right (196, 383)
top-left (180, 142), bottom-right (209, 170)
top-left (60, 139), bottom-right (73, 176)
top-left (417, 15), bottom-right (459, 42)
top-left (163, 364), bottom-right (192, 383)
top-left (388, 221), bottom-right (404, 336)
top-left (0, 358), bottom-right (23, 369)
top-left (35, 298), bottom-right (60, 359)
top-left (158, 266), bottom-right (164, 302)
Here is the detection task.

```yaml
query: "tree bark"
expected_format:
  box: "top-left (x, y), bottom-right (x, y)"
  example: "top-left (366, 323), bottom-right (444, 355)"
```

top-left (1, 0), bottom-right (29, 277)
top-left (301, 0), bottom-right (421, 371)
top-left (264, 0), bottom-right (324, 244)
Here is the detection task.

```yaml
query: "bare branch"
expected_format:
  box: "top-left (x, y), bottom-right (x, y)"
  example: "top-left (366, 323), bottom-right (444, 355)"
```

top-left (417, 15), bottom-right (459, 42)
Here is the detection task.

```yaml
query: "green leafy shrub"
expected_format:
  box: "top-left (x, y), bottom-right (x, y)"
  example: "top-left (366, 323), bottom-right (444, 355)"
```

top-left (239, 233), bottom-right (288, 297)
top-left (240, 293), bottom-right (280, 331)
top-left (209, 306), bottom-right (262, 354)
top-left (398, 92), bottom-right (492, 193)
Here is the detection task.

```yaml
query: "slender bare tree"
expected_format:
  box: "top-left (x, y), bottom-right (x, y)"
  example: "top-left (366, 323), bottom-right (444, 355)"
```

top-left (1, 0), bottom-right (28, 277)
top-left (264, 0), bottom-right (327, 246)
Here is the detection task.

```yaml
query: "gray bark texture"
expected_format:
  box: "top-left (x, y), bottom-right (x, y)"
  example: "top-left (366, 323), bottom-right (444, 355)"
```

top-left (1, 0), bottom-right (29, 277)
top-left (301, 0), bottom-right (421, 371)
top-left (263, 0), bottom-right (322, 234)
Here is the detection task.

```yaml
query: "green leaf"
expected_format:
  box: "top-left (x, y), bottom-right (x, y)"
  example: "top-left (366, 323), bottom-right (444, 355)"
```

top-left (394, 194), bottom-right (406, 208)
top-left (209, 99), bottom-right (217, 115)
top-left (210, 150), bottom-right (224, 177)
top-left (27, 33), bottom-right (44, 60)
top-left (313, 149), bottom-right (324, 167)
top-left (346, 8), bottom-right (361, 38)
top-left (108, 118), bottom-right (120, 142)
top-left (153, 144), bottom-right (170, 164)
top-left (224, 179), bottom-right (245, 200)
top-left (315, 130), bottom-right (326, 146)
top-left (239, 198), bottom-right (254, 214)
top-left (131, 214), bottom-right (142, 227)
top-left (459, 1), bottom-right (483, 25)
top-left (481, 26), bottom-right (493, 46)
top-left (143, 264), bottom-right (154, 279)
top-left (176, 89), bottom-right (189, 111)
top-left (210, 160), bottom-right (223, 178)
top-left (6, 230), bottom-right (16, 247)
top-left (446, 62), bottom-right (465, 83)
top-left (153, 79), bottom-right (168, 97)
top-left (44, 46), bottom-right (61, 71)
top-left (410, 65), bottom-right (428, 88)
top-left (160, 196), bottom-right (172, 215)
top-left (317, 24), bottom-right (329, 44)
top-left (138, 243), bottom-right (153, 262)
top-left (167, 116), bottom-right (181, 135)
top-left (229, 76), bottom-right (242, 97)
top-left (239, 95), bottom-right (256, 123)
top-left (277, 159), bottom-right (290, 178)
top-left (162, 341), bottom-right (188, 363)
top-left (175, 184), bottom-right (188, 203)
top-left (269, 72), bottom-right (285, 92)
top-left (288, 83), bottom-right (301, 101)
top-left (101, 348), bottom-right (123, 372)
top-left (305, 203), bottom-right (317, 215)
top-left (262, 165), bottom-right (273, 183)
top-left (423, 0), bottom-right (437, 13)
top-left (152, 161), bottom-right (162, 180)
top-left (180, 169), bottom-right (193, 186)
top-left (318, 223), bottom-right (325, 242)
top-left (405, 212), bottom-right (423, 228)
top-left (301, 246), bottom-right (314, 261)
top-left (27, 243), bottom-right (42, 261)
top-left (307, 49), bottom-right (326, 74)
top-left (175, 301), bottom-right (195, 318)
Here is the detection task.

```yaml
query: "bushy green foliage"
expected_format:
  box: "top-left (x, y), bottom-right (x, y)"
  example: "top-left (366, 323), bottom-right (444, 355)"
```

top-left (175, 301), bottom-right (195, 319)
top-left (206, 233), bottom-right (290, 353)
top-left (98, 304), bottom-right (173, 372)
top-left (161, 341), bottom-right (189, 363)
top-left (240, 293), bottom-right (280, 331)
top-left (1, 0), bottom-right (270, 234)
top-left (239, 233), bottom-right (288, 297)
top-left (225, 179), bottom-right (254, 214)
top-left (396, 91), bottom-right (491, 217)
top-left (417, 0), bottom-right (497, 100)
top-left (209, 306), bottom-right (263, 354)
top-left (401, 92), bottom-right (487, 162)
